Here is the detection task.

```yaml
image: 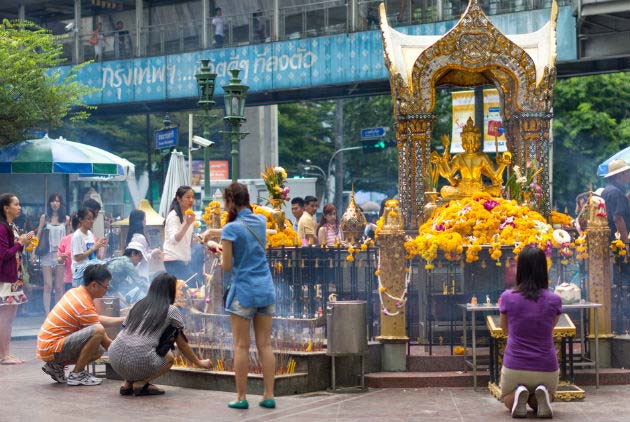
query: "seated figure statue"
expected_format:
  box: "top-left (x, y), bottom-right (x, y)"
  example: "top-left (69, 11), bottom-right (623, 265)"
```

top-left (430, 117), bottom-right (511, 199)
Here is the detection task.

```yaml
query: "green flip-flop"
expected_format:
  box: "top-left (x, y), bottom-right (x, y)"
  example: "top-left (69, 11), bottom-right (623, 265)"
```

top-left (259, 398), bottom-right (276, 409)
top-left (228, 399), bottom-right (249, 409)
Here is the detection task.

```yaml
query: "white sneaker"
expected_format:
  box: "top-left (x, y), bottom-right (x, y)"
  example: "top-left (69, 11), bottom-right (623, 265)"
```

top-left (66, 370), bottom-right (102, 386)
top-left (535, 385), bottom-right (553, 418)
top-left (511, 385), bottom-right (529, 418)
top-left (42, 361), bottom-right (66, 383)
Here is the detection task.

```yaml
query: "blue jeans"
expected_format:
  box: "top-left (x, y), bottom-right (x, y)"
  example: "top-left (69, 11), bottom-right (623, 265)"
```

top-left (226, 297), bottom-right (275, 320)
top-left (164, 260), bottom-right (194, 282)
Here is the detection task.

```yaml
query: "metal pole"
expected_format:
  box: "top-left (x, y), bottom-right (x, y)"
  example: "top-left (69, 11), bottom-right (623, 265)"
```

top-left (136, 0), bottom-right (144, 57)
top-left (146, 114), bottom-right (153, 205)
top-left (231, 126), bottom-right (240, 183)
top-left (73, 0), bottom-right (81, 64)
top-left (334, 99), bottom-right (344, 211)
top-left (188, 113), bottom-right (193, 186)
top-left (203, 109), bottom-right (211, 202)
top-left (327, 146), bottom-right (361, 207)
top-left (201, 0), bottom-right (209, 49)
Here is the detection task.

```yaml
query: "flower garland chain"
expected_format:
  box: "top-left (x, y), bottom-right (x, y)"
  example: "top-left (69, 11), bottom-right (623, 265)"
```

top-left (375, 256), bottom-right (412, 317)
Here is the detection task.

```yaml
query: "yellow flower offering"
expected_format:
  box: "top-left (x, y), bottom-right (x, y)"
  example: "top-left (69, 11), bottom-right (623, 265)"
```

top-left (26, 236), bottom-right (39, 251)
top-left (346, 255), bottom-right (355, 262)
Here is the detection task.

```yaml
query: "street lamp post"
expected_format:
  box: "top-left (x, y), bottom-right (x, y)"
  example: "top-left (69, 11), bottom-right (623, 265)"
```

top-left (195, 59), bottom-right (217, 203)
top-left (302, 159), bottom-right (328, 203)
top-left (326, 146), bottom-right (362, 209)
top-left (222, 69), bottom-right (249, 183)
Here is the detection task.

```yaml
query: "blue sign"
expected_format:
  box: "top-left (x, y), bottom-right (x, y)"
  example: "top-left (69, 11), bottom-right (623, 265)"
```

top-left (55, 7), bottom-right (576, 107)
top-left (155, 127), bottom-right (178, 149)
top-left (361, 127), bottom-right (387, 139)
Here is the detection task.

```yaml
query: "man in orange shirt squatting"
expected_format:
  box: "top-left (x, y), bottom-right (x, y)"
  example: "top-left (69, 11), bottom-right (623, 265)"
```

top-left (36, 264), bottom-right (125, 386)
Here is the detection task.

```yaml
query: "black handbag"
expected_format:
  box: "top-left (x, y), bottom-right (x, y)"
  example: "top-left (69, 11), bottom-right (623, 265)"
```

top-left (36, 227), bottom-right (50, 257)
top-left (156, 324), bottom-right (187, 357)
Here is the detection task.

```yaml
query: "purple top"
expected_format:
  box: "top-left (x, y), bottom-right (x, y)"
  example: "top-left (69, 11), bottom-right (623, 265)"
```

top-left (0, 223), bottom-right (23, 283)
top-left (499, 288), bottom-right (562, 372)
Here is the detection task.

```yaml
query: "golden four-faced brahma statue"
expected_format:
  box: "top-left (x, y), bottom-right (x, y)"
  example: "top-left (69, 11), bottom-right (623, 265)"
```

top-left (430, 117), bottom-right (511, 199)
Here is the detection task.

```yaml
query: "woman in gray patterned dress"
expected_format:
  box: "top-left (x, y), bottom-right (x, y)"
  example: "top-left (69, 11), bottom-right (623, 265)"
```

top-left (108, 273), bottom-right (212, 395)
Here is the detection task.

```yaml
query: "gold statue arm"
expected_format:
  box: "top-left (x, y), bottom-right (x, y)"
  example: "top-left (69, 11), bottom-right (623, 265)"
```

top-left (431, 151), bottom-right (458, 186)
top-left (485, 152), bottom-right (511, 185)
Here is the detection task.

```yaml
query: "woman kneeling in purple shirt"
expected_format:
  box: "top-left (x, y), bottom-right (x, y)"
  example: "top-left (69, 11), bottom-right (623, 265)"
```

top-left (499, 246), bottom-right (562, 419)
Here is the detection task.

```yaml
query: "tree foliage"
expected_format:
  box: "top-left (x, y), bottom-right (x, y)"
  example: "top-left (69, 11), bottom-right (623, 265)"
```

top-left (278, 101), bottom-right (336, 197)
top-left (0, 20), bottom-right (96, 144)
top-left (552, 72), bottom-right (630, 212)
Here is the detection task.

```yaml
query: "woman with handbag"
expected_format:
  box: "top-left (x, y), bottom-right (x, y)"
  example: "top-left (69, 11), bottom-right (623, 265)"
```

top-left (0, 193), bottom-right (34, 364)
top-left (34, 193), bottom-right (70, 313)
top-left (221, 182), bottom-right (276, 409)
top-left (108, 272), bottom-right (212, 396)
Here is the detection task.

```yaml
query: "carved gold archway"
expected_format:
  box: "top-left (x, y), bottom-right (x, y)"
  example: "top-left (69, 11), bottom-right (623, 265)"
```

top-left (380, 0), bottom-right (558, 227)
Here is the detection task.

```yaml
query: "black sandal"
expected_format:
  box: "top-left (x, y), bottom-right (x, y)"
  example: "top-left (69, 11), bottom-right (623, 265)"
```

top-left (134, 383), bottom-right (165, 396)
top-left (119, 385), bottom-right (134, 396)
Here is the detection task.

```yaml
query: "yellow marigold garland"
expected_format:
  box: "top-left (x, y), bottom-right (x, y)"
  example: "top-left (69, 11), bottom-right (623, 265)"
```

top-left (406, 192), bottom-right (574, 267)
top-left (550, 210), bottom-right (573, 227)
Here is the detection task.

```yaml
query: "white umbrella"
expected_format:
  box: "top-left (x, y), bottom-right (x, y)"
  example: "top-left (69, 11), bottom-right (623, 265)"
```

top-left (159, 150), bottom-right (190, 217)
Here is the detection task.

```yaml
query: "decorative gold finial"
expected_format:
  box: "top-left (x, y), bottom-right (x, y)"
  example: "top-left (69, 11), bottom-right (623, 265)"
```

top-left (461, 116), bottom-right (480, 135)
top-left (340, 185), bottom-right (367, 245)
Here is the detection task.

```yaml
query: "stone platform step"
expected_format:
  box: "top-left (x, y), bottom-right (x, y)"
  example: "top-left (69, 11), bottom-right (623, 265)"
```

top-left (366, 371), bottom-right (487, 388)
top-left (406, 354), bottom-right (468, 372)
top-left (366, 368), bottom-right (630, 389)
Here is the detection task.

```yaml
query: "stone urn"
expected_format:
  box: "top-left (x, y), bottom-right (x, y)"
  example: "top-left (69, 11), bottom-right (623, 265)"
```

top-left (269, 198), bottom-right (286, 231)
top-left (340, 190), bottom-right (366, 245)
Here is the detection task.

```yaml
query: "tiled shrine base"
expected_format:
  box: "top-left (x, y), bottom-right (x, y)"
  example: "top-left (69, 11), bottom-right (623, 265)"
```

top-left (104, 342), bottom-right (382, 396)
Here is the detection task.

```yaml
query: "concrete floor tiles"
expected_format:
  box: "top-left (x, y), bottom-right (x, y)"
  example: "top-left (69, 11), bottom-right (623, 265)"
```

top-left (3, 339), bottom-right (630, 421)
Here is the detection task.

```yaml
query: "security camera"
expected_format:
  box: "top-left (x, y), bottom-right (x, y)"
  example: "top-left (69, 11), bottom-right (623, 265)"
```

top-left (65, 22), bottom-right (75, 32)
top-left (192, 135), bottom-right (214, 148)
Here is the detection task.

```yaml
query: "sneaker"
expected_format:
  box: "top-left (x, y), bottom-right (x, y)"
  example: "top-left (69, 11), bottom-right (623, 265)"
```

top-left (66, 370), bottom-right (102, 386)
top-left (535, 385), bottom-right (553, 418)
top-left (42, 361), bottom-right (66, 383)
top-left (511, 385), bottom-right (529, 418)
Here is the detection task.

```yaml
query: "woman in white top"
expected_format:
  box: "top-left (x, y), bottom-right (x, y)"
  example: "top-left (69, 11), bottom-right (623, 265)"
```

top-left (163, 186), bottom-right (196, 282)
top-left (71, 208), bottom-right (107, 274)
top-left (33, 193), bottom-right (70, 313)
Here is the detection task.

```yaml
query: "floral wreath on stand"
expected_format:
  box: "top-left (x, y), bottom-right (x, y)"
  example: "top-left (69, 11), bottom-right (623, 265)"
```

top-left (261, 166), bottom-right (290, 202)
top-left (375, 256), bottom-right (412, 317)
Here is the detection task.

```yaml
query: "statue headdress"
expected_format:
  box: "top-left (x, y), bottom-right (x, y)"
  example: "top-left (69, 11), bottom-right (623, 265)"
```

top-left (461, 117), bottom-right (480, 136)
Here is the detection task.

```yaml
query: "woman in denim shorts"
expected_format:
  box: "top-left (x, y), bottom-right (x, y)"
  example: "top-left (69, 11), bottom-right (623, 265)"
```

top-left (221, 182), bottom-right (276, 410)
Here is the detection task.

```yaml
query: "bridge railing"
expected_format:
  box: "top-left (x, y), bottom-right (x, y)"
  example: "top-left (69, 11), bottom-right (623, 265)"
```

top-left (53, 0), bottom-right (573, 65)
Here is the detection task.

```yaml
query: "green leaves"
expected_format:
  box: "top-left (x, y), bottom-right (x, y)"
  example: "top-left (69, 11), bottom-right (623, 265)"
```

top-left (552, 72), bottom-right (630, 212)
top-left (0, 19), bottom-right (96, 144)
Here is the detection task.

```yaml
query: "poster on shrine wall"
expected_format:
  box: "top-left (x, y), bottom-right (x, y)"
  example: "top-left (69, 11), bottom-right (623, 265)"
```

top-left (450, 89), bottom-right (507, 154)
top-left (482, 88), bottom-right (507, 153)
top-left (451, 90), bottom-right (476, 153)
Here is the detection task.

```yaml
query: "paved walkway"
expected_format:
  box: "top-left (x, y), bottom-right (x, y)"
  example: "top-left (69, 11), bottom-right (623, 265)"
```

top-left (2, 339), bottom-right (630, 422)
